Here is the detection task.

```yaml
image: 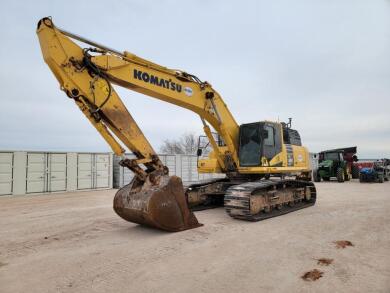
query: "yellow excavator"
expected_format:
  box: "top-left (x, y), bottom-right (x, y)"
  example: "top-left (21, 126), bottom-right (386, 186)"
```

top-left (37, 17), bottom-right (316, 232)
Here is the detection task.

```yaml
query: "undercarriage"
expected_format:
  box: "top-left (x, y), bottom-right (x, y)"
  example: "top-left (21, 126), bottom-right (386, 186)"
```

top-left (185, 178), bottom-right (316, 221)
top-left (185, 177), bottom-right (317, 221)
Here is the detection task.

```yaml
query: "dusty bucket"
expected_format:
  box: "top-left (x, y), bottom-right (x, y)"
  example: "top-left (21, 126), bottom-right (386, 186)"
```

top-left (113, 175), bottom-right (202, 232)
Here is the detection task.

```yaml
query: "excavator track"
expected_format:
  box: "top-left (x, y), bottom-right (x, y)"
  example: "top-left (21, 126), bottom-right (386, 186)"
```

top-left (224, 179), bottom-right (316, 221)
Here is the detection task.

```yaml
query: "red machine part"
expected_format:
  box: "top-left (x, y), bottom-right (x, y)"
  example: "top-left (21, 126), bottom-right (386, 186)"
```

top-left (353, 161), bottom-right (374, 170)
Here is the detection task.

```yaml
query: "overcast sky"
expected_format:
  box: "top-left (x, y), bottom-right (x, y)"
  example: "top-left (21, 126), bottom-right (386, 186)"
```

top-left (0, 0), bottom-right (389, 158)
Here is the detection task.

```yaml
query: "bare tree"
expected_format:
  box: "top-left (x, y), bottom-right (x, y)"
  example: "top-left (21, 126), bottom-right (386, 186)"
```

top-left (159, 139), bottom-right (185, 154)
top-left (180, 133), bottom-right (198, 154)
top-left (160, 133), bottom-right (198, 155)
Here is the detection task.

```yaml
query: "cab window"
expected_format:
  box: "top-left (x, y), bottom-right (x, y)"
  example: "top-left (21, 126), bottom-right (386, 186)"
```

top-left (264, 125), bottom-right (275, 146)
top-left (239, 124), bottom-right (261, 166)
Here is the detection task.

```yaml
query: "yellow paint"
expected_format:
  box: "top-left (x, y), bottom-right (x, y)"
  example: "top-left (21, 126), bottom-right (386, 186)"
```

top-left (37, 17), bottom-right (312, 177)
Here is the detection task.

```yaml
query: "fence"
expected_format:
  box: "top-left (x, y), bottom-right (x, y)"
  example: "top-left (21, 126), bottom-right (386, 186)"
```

top-left (113, 154), bottom-right (225, 188)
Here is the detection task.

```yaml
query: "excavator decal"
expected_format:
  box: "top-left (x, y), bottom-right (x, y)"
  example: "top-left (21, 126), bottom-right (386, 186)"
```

top-left (133, 69), bottom-right (183, 92)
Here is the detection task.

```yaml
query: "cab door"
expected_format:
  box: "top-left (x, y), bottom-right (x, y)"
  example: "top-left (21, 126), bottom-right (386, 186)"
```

top-left (238, 123), bottom-right (262, 167)
top-left (262, 123), bottom-right (282, 161)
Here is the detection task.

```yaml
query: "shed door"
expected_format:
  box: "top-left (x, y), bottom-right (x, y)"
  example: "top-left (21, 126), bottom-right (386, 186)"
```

top-left (0, 153), bottom-right (13, 195)
top-left (27, 153), bottom-right (46, 193)
top-left (165, 155), bottom-right (176, 176)
top-left (77, 154), bottom-right (93, 189)
top-left (181, 156), bottom-right (198, 182)
top-left (181, 156), bottom-right (190, 182)
top-left (123, 167), bottom-right (134, 186)
top-left (95, 154), bottom-right (109, 188)
top-left (190, 156), bottom-right (198, 182)
top-left (48, 153), bottom-right (67, 192)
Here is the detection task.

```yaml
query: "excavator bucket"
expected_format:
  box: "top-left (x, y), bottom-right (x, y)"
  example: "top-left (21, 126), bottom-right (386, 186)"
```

top-left (113, 175), bottom-right (202, 232)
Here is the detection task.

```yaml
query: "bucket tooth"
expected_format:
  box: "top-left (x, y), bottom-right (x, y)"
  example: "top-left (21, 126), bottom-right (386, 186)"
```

top-left (113, 175), bottom-right (202, 232)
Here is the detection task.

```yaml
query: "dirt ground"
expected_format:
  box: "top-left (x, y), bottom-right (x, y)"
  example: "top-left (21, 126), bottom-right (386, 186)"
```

top-left (0, 180), bottom-right (389, 293)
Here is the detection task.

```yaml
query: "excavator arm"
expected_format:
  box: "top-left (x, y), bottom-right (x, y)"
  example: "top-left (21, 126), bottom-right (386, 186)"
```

top-left (37, 17), bottom-right (239, 231)
top-left (37, 18), bottom-right (239, 176)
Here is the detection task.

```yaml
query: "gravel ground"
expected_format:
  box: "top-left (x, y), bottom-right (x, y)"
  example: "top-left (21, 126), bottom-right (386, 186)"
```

top-left (0, 180), bottom-right (389, 293)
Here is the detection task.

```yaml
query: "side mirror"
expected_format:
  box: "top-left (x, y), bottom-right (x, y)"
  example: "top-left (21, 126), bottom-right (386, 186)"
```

top-left (197, 148), bottom-right (203, 157)
top-left (353, 155), bottom-right (358, 162)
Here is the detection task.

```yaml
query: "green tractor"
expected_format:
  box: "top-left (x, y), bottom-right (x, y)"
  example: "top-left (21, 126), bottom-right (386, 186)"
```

top-left (314, 147), bottom-right (358, 183)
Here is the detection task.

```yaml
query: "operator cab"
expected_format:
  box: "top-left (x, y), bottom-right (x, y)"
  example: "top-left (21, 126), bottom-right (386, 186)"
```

top-left (239, 122), bottom-right (280, 167)
top-left (238, 121), bottom-right (301, 167)
top-left (319, 152), bottom-right (343, 162)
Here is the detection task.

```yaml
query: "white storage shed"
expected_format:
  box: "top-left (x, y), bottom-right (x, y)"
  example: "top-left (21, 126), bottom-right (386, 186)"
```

top-left (0, 151), bottom-right (113, 196)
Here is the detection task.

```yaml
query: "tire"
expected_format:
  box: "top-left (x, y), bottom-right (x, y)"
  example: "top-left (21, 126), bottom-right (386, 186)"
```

top-left (337, 168), bottom-right (345, 183)
top-left (352, 165), bottom-right (360, 179)
top-left (385, 177), bottom-right (389, 182)
top-left (378, 175), bottom-right (384, 183)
